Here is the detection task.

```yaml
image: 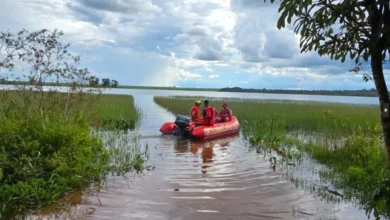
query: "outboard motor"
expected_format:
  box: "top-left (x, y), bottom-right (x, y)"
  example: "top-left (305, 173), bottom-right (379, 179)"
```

top-left (173, 115), bottom-right (192, 137)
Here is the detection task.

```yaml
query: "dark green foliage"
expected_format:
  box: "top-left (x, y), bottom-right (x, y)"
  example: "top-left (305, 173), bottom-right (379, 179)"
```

top-left (0, 114), bottom-right (109, 216)
top-left (100, 78), bottom-right (120, 88)
top-left (111, 80), bottom-right (119, 88)
top-left (101, 78), bottom-right (111, 87)
top-left (89, 76), bottom-right (100, 87)
top-left (0, 92), bottom-right (144, 217)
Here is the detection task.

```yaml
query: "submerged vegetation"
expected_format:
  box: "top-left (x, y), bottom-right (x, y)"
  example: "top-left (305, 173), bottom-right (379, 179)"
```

top-left (0, 29), bottom-right (148, 218)
top-left (153, 96), bottom-right (390, 219)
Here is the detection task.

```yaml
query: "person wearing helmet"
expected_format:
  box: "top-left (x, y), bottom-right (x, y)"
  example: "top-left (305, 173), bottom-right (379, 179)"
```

top-left (202, 99), bottom-right (215, 126)
top-left (190, 99), bottom-right (203, 124)
top-left (219, 102), bottom-right (232, 122)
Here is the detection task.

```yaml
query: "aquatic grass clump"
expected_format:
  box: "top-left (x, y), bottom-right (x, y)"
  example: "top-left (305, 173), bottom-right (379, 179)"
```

top-left (94, 94), bottom-right (139, 131)
top-left (95, 130), bottom-right (151, 177)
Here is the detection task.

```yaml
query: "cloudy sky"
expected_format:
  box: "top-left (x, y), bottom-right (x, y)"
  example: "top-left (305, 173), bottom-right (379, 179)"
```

top-left (0, 0), bottom-right (387, 90)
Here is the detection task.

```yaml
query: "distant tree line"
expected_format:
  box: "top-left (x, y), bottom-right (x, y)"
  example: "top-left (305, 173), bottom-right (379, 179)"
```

top-left (89, 76), bottom-right (119, 88)
top-left (219, 87), bottom-right (380, 97)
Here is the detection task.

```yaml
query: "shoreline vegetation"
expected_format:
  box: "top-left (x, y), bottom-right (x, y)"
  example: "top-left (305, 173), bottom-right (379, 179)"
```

top-left (0, 90), bottom-right (149, 219)
top-left (153, 96), bottom-right (389, 219)
top-left (0, 29), bottom-right (149, 219)
top-left (0, 81), bottom-right (384, 97)
top-left (219, 87), bottom-right (381, 97)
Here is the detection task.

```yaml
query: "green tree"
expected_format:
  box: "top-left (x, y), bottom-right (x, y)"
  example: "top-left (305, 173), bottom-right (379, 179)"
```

top-left (265, 0), bottom-right (390, 167)
top-left (101, 78), bottom-right (111, 87)
top-left (89, 76), bottom-right (99, 87)
top-left (111, 79), bottom-right (118, 88)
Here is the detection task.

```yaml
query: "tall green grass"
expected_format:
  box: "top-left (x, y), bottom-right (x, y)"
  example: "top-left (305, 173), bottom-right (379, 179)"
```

top-left (0, 90), bottom-right (148, 218)
top-left (0, 91), bottom-right (138, 131)
top-left (94, 94), bottom-right (139, 131)
top-left (153, 96), bottom-right (389, 219)
top-left (95, 94), bottom-right (139, 121)
top-left (154, 96), bottom-right (380, 135)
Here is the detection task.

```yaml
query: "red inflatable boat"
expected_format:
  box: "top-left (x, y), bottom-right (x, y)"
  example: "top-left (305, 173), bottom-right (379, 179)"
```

top-left (159, 114), bottom-right (240, 140)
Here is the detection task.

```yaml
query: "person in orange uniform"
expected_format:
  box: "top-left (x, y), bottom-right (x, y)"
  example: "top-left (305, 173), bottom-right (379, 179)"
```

top-left (219, 102), bottom-right (232, 122)
top-left (190, 100), bottom-right (204, 125)
top-left (202, 100), bottom-right (215, 126)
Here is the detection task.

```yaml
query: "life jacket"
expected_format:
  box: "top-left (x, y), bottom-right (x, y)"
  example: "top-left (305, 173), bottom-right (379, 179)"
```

top-left (220, 107), bottom-right (231, 116)
top-left (203, 106), bottom-right (213, 119)
top-left (212, 106), bottom-right (218, 117)
top-left (190, 105), bottom-right (200, 120)
top-left (202, 106), bottom-right (215, 126)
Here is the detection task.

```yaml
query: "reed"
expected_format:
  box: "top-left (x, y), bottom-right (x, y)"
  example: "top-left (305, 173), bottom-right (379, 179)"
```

top-left (153, 96), bottom-right (379, 136)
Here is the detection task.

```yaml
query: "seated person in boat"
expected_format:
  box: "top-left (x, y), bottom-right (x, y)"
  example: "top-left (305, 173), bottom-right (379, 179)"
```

top-left (202, 100), bottom-right (216, 126)
top-left (218, 102), bottom-right (232, 122)
top-left (190, 99), bottom-right (204, 125)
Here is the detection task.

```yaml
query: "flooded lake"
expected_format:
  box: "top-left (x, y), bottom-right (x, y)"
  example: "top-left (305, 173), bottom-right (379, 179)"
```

top-left (28, 89), bottom-right (379, 220)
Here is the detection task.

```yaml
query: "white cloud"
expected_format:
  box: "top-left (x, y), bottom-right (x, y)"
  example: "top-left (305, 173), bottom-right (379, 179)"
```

top-left (204, 67), bottom-right (215, 72)
top-left (177, 69), bottom-right (203, 81)
top-left (0, 0), bottom-right (382, 90)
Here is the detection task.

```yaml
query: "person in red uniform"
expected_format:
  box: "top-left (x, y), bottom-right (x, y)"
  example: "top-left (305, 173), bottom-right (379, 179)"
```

top-left (212, 105), bottom-right (219, 118)
top-left (202, 100), bottom-right (215, 126)
top-left (190, 100), bottom-right (204, 125)
top-left (219, 102), bottom-right (232, 122)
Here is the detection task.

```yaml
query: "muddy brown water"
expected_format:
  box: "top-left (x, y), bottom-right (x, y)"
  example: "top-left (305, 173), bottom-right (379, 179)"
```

top-left (28, 92), bottom-right (376, 220)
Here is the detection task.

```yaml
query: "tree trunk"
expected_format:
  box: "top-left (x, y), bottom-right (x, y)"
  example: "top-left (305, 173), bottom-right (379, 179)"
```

top-left (371, 51), bottom-right (390, 168)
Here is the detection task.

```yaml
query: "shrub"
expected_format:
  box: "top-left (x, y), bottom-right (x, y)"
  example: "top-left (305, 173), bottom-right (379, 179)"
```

top-left (0, 113), bottom-right (109, 216)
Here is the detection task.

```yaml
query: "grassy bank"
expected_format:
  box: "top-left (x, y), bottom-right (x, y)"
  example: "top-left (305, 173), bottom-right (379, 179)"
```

top-left (153, 96), bottom-right (390, 219)
top-left (0, 90), bottom-right (147, 219)
top-left (0, 91), bottom-right (138, 131)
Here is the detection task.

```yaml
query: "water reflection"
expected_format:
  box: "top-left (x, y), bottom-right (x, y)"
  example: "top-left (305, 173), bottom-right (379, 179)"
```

top-left (173, 135), bottom-right (238, 174)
